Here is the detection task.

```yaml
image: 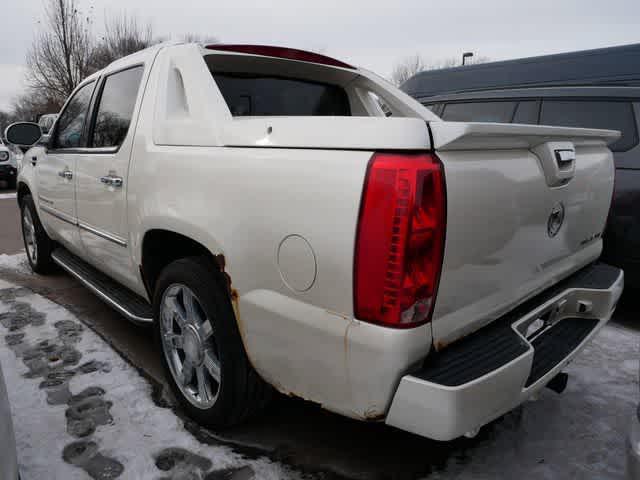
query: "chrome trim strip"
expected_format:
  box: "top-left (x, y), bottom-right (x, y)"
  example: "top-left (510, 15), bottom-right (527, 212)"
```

top-left (39, 203), bottom-right (76, 225)
top-left (78, 222), bottom-right (127, 247)
top-left (51, 250), bottom-right (152, 324)
top-left (38, 195), bottom-right (54, 205)
top-left (39, 200), bottom-right (127, 247)
top-left (48, 147), bottom-right (118, 155)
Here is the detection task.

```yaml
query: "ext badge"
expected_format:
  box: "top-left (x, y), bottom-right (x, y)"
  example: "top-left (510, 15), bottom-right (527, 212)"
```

top-left (547, 202), bottom-right (565, 237)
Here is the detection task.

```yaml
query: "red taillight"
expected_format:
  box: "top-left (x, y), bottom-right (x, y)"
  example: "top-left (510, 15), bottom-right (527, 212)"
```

top-left (354, 152), bottom-right (446, 328)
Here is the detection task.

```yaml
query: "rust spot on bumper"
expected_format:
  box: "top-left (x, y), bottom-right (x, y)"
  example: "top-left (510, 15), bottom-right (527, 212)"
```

top-left (364, 407), bottom-right (385, 422)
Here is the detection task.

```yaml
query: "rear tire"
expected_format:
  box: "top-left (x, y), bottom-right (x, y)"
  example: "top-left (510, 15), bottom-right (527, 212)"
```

top-left (20, 194), bottom-right (55, 274)
top-left (153, 256), bottom-right (273, 428)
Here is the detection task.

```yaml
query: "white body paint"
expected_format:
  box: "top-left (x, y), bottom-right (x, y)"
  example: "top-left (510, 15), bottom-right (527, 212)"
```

top-left (16, 43), bottom-right (622, 439)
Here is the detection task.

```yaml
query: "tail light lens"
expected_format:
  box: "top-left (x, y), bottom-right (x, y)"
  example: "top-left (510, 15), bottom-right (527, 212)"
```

top-left (354, 152), bottom-right (446, 328)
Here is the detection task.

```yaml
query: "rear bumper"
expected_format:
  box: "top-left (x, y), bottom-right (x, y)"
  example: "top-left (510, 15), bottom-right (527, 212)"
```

top-left (385, 262), bottom-right (623, 441)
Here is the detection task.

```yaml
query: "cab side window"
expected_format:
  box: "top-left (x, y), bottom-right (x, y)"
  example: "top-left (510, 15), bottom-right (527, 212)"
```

top-left (512, 100), bottom-right (540, 124)
top-left (52, 81), bottom-right (95, 149)
top-left (91, 66), bottom-right (144, 148)
top-left (441, 101), bottom-right (517, 123)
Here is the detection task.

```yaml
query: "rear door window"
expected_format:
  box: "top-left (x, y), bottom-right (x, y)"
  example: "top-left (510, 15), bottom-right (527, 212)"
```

top-left (441, 101), bottom-right (517, 123)
top-left (540, 100), bottom-right (638, 152)
top-left (212, 74), bottom-right (351, 116)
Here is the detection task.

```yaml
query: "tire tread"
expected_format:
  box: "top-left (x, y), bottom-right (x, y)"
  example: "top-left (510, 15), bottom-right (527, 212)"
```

top-left (154, 256), bottom-right (272, 428)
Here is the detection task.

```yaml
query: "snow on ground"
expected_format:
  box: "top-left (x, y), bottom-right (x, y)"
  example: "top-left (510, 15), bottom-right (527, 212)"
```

top-left (0, 277), bottom-right (302, 479)
top-left (0, 252), bottom-right (31, 274)
top-left (429, 317), bottom-right (639, 480)
top-left (0, 192), bottom-right (17, 200)
top-left (0, 249), bottom-right (638, 479)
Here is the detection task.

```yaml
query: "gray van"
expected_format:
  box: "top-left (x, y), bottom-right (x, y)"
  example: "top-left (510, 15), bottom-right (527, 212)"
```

top-left (403, 44), bottom-right (640, 288)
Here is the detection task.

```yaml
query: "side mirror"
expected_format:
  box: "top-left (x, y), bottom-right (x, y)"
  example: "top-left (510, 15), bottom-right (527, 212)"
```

top-left (5, 122), bottom-right (43, 148)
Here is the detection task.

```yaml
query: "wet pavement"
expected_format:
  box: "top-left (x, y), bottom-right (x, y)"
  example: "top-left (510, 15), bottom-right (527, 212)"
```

top-left (0, 193), bottom-right (638, 479)
top-left (0, 186), bottom-right (22, 255)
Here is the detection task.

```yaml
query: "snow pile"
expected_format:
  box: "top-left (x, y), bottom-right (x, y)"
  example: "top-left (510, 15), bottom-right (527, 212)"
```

top-left (0, 252), bottom-right (31, 275)
top-left (0, 278), bottom-right (300, 479)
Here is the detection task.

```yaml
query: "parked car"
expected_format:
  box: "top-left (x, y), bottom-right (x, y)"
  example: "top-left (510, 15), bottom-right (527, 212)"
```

top-left (0, 137), bottom-right (17, 189)
top-left (0, 360), bottom-right (20, 480)
top-left (402, 43), bottom-right (640, 288)
top-left (6, 42), bottom-right (623, 441)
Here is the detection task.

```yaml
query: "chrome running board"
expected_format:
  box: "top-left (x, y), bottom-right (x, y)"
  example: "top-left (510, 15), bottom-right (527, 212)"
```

top-left (52, 248), bottom-right (153, 325)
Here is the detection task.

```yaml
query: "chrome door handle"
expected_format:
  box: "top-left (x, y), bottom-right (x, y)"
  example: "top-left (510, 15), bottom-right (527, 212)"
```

top-left (58, 170), bottom-right (73, 180)
top-left (100, 175), bottom-right (123, 188)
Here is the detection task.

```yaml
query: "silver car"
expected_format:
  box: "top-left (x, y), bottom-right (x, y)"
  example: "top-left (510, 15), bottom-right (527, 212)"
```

top-left (0, 360), bottom-right (19, 480)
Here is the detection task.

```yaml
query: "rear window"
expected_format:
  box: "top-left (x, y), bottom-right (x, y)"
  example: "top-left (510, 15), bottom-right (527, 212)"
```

top-left (441, 101), bottom-right (517, 123)
top-left (540, 100), bottom-right (638, 152)
top-left (212, 74), bottom-right (351, 116)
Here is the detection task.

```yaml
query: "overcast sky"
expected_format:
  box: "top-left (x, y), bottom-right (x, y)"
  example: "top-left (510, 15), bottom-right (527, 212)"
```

top-left (1, 0), bottom-right (639, 109)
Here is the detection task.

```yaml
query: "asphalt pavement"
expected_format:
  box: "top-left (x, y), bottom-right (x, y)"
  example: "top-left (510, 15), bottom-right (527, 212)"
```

top-left (0, 186), bottom-right (22, 255)
top-left (0, 187), bottom-right (637, 480)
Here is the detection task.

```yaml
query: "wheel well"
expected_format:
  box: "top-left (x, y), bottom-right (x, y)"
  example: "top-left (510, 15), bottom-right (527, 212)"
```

top-left (141, 230), bottom-right (222, 295)
top-left (17, 182), bottom-right (31, 206)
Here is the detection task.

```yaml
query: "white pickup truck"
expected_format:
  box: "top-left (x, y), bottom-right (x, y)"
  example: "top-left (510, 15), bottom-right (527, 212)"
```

top-left (6, 43), bottom-right (624, 441)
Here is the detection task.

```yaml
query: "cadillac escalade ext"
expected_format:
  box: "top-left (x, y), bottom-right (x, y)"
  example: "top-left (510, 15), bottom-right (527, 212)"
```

top-left (5, 42), bottom-right (623, 441)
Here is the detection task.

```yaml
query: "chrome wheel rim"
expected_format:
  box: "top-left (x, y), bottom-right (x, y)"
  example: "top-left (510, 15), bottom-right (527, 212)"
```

top-left (22, 208), bottom-right (37, 264)
top-left (160, 284), bottom-right (221, 409)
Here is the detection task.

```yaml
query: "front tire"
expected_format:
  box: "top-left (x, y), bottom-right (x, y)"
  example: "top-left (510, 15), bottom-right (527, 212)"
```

top-left (153, 257), bottom-right (272, 428)
top-left (20, 194), bottom-right (55, 274)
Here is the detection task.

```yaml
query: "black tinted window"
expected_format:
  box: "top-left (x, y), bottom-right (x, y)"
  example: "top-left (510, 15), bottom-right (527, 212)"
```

top-left (91, 66), bottom-right (144, 148)
top-left (53, 82), bottom-right (95, 149)
top-left (441, 101), bottom-right (517, 123)
top-left (540, 100), bottom-right (638, 152)
top-left (213, 74), bottom-right (351, 116)
top-left (512, 101), bottom-right (539, 124)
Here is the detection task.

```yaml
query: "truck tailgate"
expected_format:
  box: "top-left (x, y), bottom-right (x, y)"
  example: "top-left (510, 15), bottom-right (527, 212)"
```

top-left (429, 121), bottom-right (620, 347)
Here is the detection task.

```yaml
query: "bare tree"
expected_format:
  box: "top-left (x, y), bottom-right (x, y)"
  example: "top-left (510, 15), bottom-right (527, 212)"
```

top-left (390, 54), bottom-right (491, 86)
top-left (10, 94), bottom-right (62, 123)
top-left (26, 0), bottom-right (93, 104)
top-left (179, 33), bottom-right (219, 44)
top-left (89, 13), bottom-right (155, 72)
top-left (390, 54), bottom-right (429, 86)
top-left (0, 110), bottom-right (15, 141)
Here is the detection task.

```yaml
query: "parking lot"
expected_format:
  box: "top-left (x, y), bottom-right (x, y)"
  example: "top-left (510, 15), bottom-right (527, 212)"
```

top-left (0, 187), bottom-right (637, 479)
